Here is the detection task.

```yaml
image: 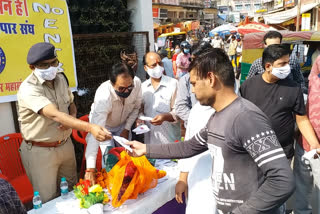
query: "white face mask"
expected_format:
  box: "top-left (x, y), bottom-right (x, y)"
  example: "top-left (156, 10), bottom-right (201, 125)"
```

top-left (175, 49), bottom-right (181, 54)
top-left (147, 65), bottom-right (164, 79)
top-left (271, 64), bottom-right (291, 79)
top-left (34, 66), bottom-right (58, 81)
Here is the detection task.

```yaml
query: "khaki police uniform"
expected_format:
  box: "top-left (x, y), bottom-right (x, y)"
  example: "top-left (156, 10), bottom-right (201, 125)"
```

top-left (17, 71), bottom-right (77, 203)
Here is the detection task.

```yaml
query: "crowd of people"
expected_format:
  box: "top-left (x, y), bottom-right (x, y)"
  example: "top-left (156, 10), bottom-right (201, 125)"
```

top-left (1, 30), bottom-right (320, 214)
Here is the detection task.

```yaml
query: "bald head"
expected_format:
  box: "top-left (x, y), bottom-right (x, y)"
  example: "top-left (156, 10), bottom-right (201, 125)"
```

top-left (143, 52), bottom-right (161, 65)
top-left (143, 52), bottom-right (162, 70)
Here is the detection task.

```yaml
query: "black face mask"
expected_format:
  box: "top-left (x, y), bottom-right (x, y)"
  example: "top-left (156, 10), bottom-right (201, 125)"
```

top-left (115, 89), bottom-right (133, 98)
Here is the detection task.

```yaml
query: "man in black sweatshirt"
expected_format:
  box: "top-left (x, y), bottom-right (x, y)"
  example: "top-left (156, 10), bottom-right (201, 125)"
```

top-left (127, 48), bottom-right (295, 214)
top-left (240, 44), bottom-right (320, 160)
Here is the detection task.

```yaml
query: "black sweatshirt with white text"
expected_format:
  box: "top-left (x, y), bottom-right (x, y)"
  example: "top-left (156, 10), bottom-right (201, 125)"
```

top-left (146, 97), bottom-right (295, 214)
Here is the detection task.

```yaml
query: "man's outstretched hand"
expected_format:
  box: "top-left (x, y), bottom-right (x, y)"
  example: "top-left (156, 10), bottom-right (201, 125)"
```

top-left (89, 124), bottom-right (112, 142)
top-left (126, 141), bottom-right (147, 157)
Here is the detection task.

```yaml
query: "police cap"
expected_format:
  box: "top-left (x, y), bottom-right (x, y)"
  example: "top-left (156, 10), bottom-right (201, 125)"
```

top-left (27, 42), bottom-right (56, 65)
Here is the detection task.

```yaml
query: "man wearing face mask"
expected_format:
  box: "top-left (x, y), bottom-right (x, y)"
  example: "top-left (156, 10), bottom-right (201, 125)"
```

top-left (17, 42), bottom-right (112, 202)
top-left (85, 62), bottom-right (142, 185)
top-left (211, 33), bottom-right (224, 49)
top-left (240, 44), bottom-right (320, 162)
top-left (247, 31), bottom-right (306, 92)
top-left (128, 48), bottom-right (295, 214)
top-left (176, 41), bottom-right (191, 79)
top-left (140, 52), bottom-right (180, 145)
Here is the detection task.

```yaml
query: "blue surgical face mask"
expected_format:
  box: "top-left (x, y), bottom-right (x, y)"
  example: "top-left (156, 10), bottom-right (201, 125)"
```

top-left (184, 49), bottom-right (190, 54)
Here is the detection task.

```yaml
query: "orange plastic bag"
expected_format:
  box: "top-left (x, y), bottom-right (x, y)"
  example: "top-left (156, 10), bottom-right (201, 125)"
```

top-left (106, 150), bottom-right (166, 207)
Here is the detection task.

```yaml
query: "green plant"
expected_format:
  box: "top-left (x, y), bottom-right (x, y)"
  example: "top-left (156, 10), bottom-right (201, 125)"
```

top-left (68, 0), bottom-right (131, 33)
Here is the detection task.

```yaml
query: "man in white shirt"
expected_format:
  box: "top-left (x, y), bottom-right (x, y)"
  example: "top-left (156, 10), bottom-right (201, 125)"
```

top-left (211, 33), bottom-right (224, 49)
top-left (175, 102), bottom-right (216, 214)
top-left (140, 52), bottom-right (180, 145)
top-left (85, 62), bottom-right (142, 184)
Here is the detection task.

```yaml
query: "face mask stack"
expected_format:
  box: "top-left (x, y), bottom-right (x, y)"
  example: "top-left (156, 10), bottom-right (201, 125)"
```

top-left (34, 66), bottom-right (58, 81)
top-left (147, 65), bottom-right (164, 79)
top-left (271, 64), bottom-right (291, 79)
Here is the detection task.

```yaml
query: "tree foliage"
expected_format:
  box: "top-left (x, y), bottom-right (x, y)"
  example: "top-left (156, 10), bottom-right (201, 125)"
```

top-left (67, 0), bottom-right (132, 33)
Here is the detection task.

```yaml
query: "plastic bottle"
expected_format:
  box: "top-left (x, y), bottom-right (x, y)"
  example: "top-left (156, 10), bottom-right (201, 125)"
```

top-left (60, 177), bottom-right (69, 199)
top-left (32, 191), bottom-right (42, 212)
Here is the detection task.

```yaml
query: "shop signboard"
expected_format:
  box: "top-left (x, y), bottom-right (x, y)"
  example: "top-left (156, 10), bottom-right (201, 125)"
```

top-left (274, 0), bottom-right (284, 9)
top-left (284, 0), bottom-right (295, 7)
top-left (301, 13), bottom-right (311, 31)
top-left (0, 0), bottom-right (76, 103)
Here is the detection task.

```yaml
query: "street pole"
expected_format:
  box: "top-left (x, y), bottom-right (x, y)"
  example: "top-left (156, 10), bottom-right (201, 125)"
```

top-left (296, 0), bottom-right (301, 31)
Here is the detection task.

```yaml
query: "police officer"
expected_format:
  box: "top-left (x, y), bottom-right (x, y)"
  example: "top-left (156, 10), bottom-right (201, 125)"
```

top-left (17, 42), bottom-right (112, 203)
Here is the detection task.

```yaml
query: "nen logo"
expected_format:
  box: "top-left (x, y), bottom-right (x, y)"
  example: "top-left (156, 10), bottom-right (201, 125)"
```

top-left (0, 47), bottom-right (6, 74)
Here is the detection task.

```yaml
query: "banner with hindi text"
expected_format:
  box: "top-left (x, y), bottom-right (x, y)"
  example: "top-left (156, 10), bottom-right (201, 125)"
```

top-left (0, 0), bottom-right (77, 103)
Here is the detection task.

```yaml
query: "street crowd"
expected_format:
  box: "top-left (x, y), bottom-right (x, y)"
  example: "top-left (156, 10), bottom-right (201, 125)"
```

top-left (1, 30), bottom-right (320, 214)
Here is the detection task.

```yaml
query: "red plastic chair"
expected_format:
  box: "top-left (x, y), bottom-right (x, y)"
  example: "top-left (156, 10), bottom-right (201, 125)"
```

top-left (72, 115), bottom-right (103, 178)
top-left (0, 133), bottom-right (33, 204)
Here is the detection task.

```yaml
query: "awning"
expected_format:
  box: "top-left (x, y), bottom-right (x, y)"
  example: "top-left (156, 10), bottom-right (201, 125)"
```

top-left (237, 22), bottom-right (276, 35)
top-left (263, 3), bottom-right (319, 24)
top-left (218, 14), bottom-right (227, 21)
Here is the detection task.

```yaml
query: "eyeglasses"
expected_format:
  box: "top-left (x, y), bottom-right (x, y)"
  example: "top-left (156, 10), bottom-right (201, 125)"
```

top-left (117, 84), bottom-right (134, 93)
top-left (147, 61), bottom-right (163, 69)
top-left (35, 59), bottom-right (59, 69)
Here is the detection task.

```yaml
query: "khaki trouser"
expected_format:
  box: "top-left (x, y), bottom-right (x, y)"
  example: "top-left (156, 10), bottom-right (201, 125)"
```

top-left (19, 137), bottom-right (77, 203)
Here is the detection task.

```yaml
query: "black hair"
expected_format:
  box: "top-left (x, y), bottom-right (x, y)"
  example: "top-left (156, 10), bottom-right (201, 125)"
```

top-left (189, 48), bottom-right (235, 87)
top-left (109, 62), bottom-right (134, 84)
top-left (191, 42), bottom-right (213, 58)
top-left (231, 35), bottom-right (236, 39)
top-left (142, 52), bottom-right (161, 66)
top-left (158, 49), bottom-right (168, 58)
top-left (191, 43), bottom-right (200, 53)
top-left (263, 31), bottom-right (282, 45)
top-left (262, 44), bottom-right (290, 69)
top-left (198, 41), bottom-right (212, 52)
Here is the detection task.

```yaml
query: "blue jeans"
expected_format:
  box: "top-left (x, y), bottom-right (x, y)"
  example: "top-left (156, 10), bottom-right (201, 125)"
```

top-left (293, 143), bottom-right (320, 214)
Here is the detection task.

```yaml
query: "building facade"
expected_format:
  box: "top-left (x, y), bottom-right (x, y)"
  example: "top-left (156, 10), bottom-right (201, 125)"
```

top-left (231, 0), bottom-right (263, 16)
top-left (152, 0), bottom-right (218, 24)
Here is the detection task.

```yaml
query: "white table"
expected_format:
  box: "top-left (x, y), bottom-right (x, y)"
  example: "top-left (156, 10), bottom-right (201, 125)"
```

top-left (28, 160), bottom-right (179, 214)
